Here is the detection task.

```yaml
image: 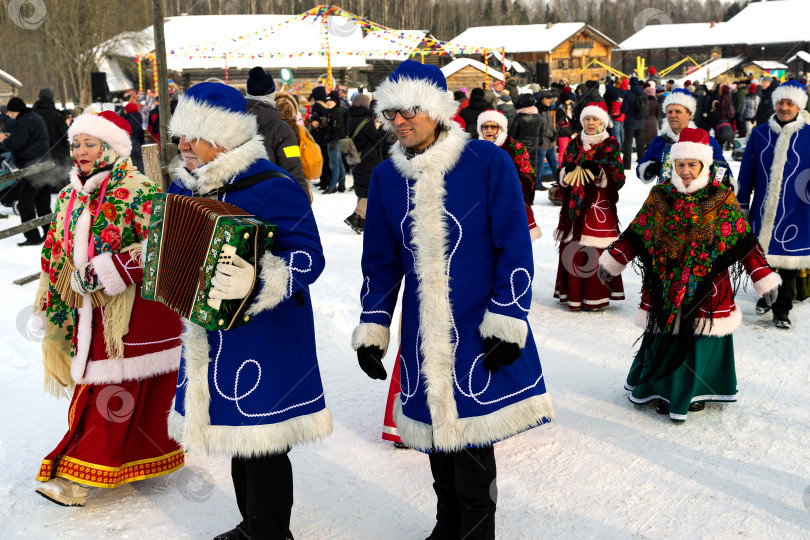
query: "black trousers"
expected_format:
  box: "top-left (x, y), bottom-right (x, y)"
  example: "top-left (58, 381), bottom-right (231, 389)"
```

top-left (622, 129), bottom-right (647, 170)
top-left (18, 178), bottom-right (51, 241)
top-left (427, 445), bottom-right (497, 540)
top-left (773, 268), bottom-right (798, 317)
top-left (231, 451), bottom-right (293, 540)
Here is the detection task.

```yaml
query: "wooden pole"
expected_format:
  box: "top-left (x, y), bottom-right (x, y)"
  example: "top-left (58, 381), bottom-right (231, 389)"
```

top-left (152, 0), bottom-right (171, 175)
top-left (142, 144), bottom-right (165, 191)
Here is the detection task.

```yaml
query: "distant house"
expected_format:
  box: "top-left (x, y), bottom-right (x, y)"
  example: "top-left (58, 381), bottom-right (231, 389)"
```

top-left (617, 0), bottom-right (810, 82)
top-left (448, 22), bottom-right (619, 84)
top-left (440, 58), bottom-right (504, 91)
top-left (0, 68), bottom-right (23, 100)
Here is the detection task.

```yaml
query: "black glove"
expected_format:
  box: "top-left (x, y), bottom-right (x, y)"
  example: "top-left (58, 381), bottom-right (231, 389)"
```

top-left (482, 337), bottom-right (521, 374)
top-left (597, 265), bottom-right (613, 285)
top-left (357, 346), bottom-right (387, 380)
top-left (645, 161), bottom-right (662, 179)
top-left (563, 162), bottom-right (578, 174)
top-left (580, 160), bottom-right (601, 177)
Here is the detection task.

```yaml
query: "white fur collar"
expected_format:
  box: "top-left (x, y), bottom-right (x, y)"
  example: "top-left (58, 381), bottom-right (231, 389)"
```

top-left (670, 167), bottom-right (710, 194)
top-left (68, 157), bottom-right (128, 195)
top-left (389, 124), bottom-right (469, 181)
top-left (492, 131), bottom-right (508, 147)
top-left (171, 136), bottom-right (268, 194)
top-left (768, 109), bottom-right (810, 136)
top-left (662, 120), bottom-right (697, 142)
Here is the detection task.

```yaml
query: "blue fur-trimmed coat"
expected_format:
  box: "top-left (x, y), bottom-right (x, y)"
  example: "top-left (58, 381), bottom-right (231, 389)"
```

top-left (736, 110), bottom-right (810, 269)
top-left (167, 136), bottom-right (331, 457)
top-left (352, 125), bottom-right (554, 453)
top-left (637, 124), bottom-right (729, 185)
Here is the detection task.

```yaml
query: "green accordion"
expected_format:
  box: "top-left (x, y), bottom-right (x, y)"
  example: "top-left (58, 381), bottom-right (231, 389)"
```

top-left (141, 193), bottom-right (277, 331)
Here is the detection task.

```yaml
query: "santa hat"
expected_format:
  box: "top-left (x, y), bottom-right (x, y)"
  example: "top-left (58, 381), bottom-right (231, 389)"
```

top-left (580, 102), bottom-right (610, 128)
top-left (170, 81), bottom-right (257, 150)
top-left (772, 80), bottom-right (808, 110)
top-left (374, 59), bottom-right (459, 130)
top-left (123, 102), bottom-right (139, 114)
top-left (476, 110), bottom-right (508, 146)
top-left (662, 88), bottom-right (696, 115)
top-left (68, 110), bottom-right (132, 157)
top-left (670, 127), bottom-right (713, 170)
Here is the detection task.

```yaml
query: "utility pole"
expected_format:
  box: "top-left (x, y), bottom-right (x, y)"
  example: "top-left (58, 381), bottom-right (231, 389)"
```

top-left (152, 0), bottom-right (172, 183)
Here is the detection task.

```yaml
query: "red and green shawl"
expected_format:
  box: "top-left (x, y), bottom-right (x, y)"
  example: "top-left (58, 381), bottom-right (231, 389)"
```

top-left (500, 135), bottom-right (535, 206)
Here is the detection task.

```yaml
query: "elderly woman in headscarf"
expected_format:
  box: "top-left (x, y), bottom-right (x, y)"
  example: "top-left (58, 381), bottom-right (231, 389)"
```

top-left (33, 111), bottom-right (184, 507)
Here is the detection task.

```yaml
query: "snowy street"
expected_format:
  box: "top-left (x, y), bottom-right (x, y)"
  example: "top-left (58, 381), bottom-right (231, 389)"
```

top-left (1, 160), bottom-right (808, 539)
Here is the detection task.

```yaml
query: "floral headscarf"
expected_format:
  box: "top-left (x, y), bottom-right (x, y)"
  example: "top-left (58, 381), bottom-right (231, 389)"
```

top-left (71, 139), bottom-right (118, 180)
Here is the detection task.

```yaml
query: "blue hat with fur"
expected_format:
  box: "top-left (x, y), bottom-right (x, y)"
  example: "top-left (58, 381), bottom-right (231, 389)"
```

top-left (374, 60), bottom-right (459, 130)
top-left (170, 82), bottom-right (257, 149)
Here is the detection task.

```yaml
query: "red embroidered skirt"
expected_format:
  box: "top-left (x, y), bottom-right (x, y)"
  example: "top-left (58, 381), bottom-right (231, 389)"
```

top-left (36, 371), bottom-right (183, 488)
top-left (554, 243), bottom-right (625, 310)
top-left (381, 347), bottom-right (402, 443)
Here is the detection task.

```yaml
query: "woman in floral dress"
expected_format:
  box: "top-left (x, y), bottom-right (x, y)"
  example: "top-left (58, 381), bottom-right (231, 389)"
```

top-left (34, 111), bottom-right (184, 506)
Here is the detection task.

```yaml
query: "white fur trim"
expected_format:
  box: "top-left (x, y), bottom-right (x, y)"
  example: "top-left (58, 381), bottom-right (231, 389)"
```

top-left (761, 253), bottom-right (810, 270)
top-left (70, 204), bottom-right (93, 383)
top-left (169, 320), bottom-right (331, 457)
top-left (771, 84), bottom-right (808, 110)
top-left (374, 77), bottom-right (460, 130)
top-left (580, 105), bottom-right (610, 131)
top-left (598, 250), bottom-right (627, 276)
top-left (759, 110), bottom-right (810, 259)
top-left (392, 391), bottom-right (555, 453)
top-left (69, 114), bottom-right (132, 157)
top-left (351, 322), bottom-right (391, 356)
top-left (662, 93), bottom-right (696, 115)
top-left (579, 234), bottom-right (617, 249)
top-left (74, 345), bottom-right (181, 385)
top-left (69, 163), bottom-right (123, 196)
top-left (245, 252), bottom-right (289, 316)
top-left (172, 136), bottom-right (269, 196)
top-left (92, 252), bottom-right (127, 296)
top-left (752, 271), bottom-right (782, 297)
top-left (478, 310), bottom-right (528, 348)
top-left (669, 141), bottom-right (713, 169)
top-left (170, 95), bottom-right (259, 150)
top-left (477, 110), bottom-right (508, 146)
top-left (670, 167), bottom-right (710, 194)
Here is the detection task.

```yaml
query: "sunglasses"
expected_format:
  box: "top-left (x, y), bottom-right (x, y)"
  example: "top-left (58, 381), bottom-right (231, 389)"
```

top-left (381, 107), bottom-right (422, 120)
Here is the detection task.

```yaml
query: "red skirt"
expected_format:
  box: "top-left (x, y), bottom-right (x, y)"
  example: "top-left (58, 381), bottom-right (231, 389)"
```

top-left (381, 347), bottom-right (402, 443)
top-left (554, 242), bottom-right (624, 310)
top-left (37, 371), bottom-right (183, 488)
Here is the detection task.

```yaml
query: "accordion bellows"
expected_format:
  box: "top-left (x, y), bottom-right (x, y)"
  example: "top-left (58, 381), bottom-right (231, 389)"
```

top-left (141, 193), bottom-right (276, 331)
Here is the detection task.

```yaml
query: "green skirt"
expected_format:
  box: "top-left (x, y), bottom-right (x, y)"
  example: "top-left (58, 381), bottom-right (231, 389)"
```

top-left (624, 331), bottom-right (737, 421)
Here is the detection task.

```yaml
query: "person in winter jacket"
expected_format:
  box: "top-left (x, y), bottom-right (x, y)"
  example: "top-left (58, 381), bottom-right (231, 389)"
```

top-left (734, 81), bottom-right (748, 136)
top-left (307, 86), bottom-right (331, 190)
top-left (754, 77), bottom-right (778, 126)
top-left (643, 86), bottom-right (663, 146)
top-left (32, 88), bottom-right (70, 174)
top-left (604, 79), bottom-right (627, 148)
top-left (504, 76), bottom-right (520, 102)
top-left (0, 97), bottom-right (52, 245)
top-left (245, 67), bottom-right (311, 202)
top-left (353, 60), bottom-right (553, 540)
top-left (33, 111), bottom-right (184, 507)
top-left (537, 90), bottom-right (558, 188)
top-left (509, 93), bottom-right (544, 193)
top-left (344, 93), bottom-right (383, 233)
top-left (554, 102), bottom-right (625, 311)
top-left (620, 77), bottom-right (647, 170)
top-left (320, 90), bottom-right (348, 194)
top-left (168, 82), bottom-right (331, 540)
top-left (636, 89), bottom-right (729, 186)
top-left (737, 80), bottom-right (810, 329)
top-left (598, 127), bottom-right (781, 421)
top-left (497, 89), bottom-right (516, 129)
top-left (477, 109), bottom-right (541, 241)
top-left (121, 103), bottom-right (145, 173)
top-left (555, 93), bottom-right (576, 165)
top-left (459, 87), bottom-right (492, 139)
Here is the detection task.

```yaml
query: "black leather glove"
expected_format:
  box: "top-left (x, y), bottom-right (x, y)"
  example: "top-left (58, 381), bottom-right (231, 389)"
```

top-left (563, 162), bottom-right (578, 174)
top-left (597, 265), bottom-right (613, 285)
top-left (482, 337), bottom-right (521, 374)
top-left (580, 160), bottom-right (601, 177)
top-left (357, 346), bottom-right (387, 380)
top-left (645, 161), bottom-right (662, 179)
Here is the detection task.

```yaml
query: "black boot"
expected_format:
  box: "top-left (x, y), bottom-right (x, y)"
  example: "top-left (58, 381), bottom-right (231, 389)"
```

top-left (213, 521), bottom-right (250, 540)
top-left (344, 213), bottom-right (362, 234)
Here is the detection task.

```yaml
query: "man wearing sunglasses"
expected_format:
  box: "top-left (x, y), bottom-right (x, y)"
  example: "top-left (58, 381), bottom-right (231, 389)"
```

top-left (352, 60), bottom-right (554, 540)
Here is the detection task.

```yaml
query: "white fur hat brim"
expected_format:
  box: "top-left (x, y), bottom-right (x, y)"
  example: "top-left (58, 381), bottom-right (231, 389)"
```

top-left (580, 105), bottom-right (611, 130)
top-left (374, 76), bottom-right (460, 131)
top-left (170, 95), bottom-right (258, 150)
top-left (772, 84), bottom-right (809, 110)
top-left (477, 110), bottom-right (508, 136)
top-left (68, 114), bottom-right (132, 158)
top-left (670, 141), bottom-right (713, 168)
top-left (663, 92), bottom-right (696, 115)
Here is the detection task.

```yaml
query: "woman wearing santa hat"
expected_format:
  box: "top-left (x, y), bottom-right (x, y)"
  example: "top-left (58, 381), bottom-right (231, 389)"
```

top-left (33, 111), bottom-right (184, 506)
top-left (598, 127), bottom-right (781, 421)
top-left (553, 101), bottom-right (625, 311)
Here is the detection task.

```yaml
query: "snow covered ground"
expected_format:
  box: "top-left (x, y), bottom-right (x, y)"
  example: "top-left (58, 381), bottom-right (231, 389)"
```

top-left (1, 160), bottom-right (808, 539)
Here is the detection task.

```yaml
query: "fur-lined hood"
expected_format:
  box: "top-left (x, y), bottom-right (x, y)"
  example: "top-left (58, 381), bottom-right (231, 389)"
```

top-left (172, 135), bottom-right (268, 195)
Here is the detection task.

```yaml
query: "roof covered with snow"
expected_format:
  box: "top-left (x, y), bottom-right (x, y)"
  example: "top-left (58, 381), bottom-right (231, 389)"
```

top-left (440, 58), bottom-right (504, 81)
top-left (673, 55), bottom-right (745, 86)
top-left (620, 0), bottom-right (810, 50)
top-left (448, 23), bottom-right (618, 54)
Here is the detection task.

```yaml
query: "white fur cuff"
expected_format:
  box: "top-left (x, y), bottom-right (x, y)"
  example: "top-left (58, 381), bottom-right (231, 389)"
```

top-left (753, 271), bottom-right (782, 297)
top-left (93, 252), bottom-right (128, 296)
top-left (478, 310), bottom-right (528, 348)
top-left (351, 323), bottom-right (391, 356)
top-left (246, 252), bottom-right (289, 316)
top-left (599, 250), bottom-right (626, 276)
top-left (637, 161), bottom-right (658, 184)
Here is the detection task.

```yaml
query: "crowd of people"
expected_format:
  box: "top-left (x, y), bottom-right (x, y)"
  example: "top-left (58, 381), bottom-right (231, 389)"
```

top-left (4, 57), bottom-right (808, 540)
